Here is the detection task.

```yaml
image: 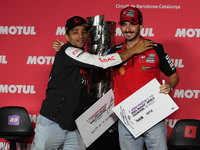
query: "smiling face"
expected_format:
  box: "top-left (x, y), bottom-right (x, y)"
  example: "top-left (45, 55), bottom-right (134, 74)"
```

top-left (65, 25), bottom-right (88, 48)
top-left (120, 21), bottom-right (143, 42)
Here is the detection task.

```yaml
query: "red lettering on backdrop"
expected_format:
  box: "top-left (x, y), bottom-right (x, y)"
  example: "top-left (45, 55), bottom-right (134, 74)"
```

top-left (184, 125), bottom-right (197, 138)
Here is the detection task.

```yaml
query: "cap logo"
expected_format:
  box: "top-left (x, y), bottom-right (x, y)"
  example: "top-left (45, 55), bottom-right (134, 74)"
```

top-left (74, 17), bottom-right (81, 24)
top-left (123, 9), bottom-right (135, 18)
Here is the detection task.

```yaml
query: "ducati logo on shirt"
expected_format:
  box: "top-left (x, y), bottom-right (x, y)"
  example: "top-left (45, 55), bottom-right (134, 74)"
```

top-left (139, 54), bottom-right (155, 63)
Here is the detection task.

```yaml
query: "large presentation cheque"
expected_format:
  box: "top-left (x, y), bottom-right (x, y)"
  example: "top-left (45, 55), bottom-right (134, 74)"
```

top-left (112, 78), bottom-right (179, 138)
top-left (75, 89), bottom-right (118, 147)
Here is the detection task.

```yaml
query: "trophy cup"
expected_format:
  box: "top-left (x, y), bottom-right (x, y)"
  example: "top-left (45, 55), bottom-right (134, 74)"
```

top-left (86, 15), bottom-right (120, 150)
top-left (86, 15), bottom-right (116, 98)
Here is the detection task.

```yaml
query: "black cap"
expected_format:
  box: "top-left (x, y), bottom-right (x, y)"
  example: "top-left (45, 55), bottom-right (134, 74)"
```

top-left (65, 16), bottom-right (91, 34)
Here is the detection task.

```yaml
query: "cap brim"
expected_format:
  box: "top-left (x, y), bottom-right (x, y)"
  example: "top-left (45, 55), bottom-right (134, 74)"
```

top-left (118, 18), bottom-right (139, 25)
top-left (82, 23), bottom-right (91, 28)
top-left (66, 23), bottom-right (91, 33)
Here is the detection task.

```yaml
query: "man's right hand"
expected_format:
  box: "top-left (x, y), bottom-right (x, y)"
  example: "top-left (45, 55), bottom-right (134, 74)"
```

top-left (53, 39), bottom-right (65, 51)
top-left (119, 39), bottom-right (154, 63)
top-left (131, 39), bottom-right (155, 55)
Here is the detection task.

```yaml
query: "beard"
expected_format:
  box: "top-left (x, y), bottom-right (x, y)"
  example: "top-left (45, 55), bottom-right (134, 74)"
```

top-left (123, 28), bottom-right (140, 42)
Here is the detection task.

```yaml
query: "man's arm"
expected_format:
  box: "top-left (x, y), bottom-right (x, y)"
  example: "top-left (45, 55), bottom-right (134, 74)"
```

top-left (53, 39), bottom-right (155, 63)
top-left (159, 72), bottom-right (180, 94)
top-left (118, 40), bottom-right (154, 63)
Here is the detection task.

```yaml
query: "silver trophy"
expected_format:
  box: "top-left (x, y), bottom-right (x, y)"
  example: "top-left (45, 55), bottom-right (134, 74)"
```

top-left (86, 15), bottom-right (116, 98)
top-left (86, 16), bottom-right (120, 150)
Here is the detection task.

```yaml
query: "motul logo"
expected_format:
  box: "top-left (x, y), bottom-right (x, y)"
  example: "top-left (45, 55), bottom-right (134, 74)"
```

top-left (116, 27), bottom-right (154, 37)
top-left (27, 56), bottom-right (55, 65)
top-left (174, 89), bottom-right (200, 99)
top-left (175, 28), bottom-right (200, 38)
top-left (0, 84), bottom-right (36, 94)
top-left (99, 56), bottom-right (115, 62)
top-left (0, 26), bottom-right (36, 35)
top-left (0, 55), bottom-right (7, 64)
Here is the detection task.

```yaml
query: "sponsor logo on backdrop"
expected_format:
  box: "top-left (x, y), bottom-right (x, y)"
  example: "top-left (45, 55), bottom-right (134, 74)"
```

top-left (29, 114), bottom-right (37, 123)
top-left (0, 26), bottom-right (36, 35)
top-left (115, 4), bottom-right (181, 10)
top-left (116, 27), bottom-right (154, 37)
top-left (175, 28), bottom-right (200, 38)
top-left (174, 89), bottom-right (200, 99)
top-left (165, 119), bottom-right (179, 128)
top-left (0, 142), bottom-right (32, 150)
top-left (172, 59), bottom-right (184, 68)
top-left (56, 27), bottom-right (65, 35)
top-left (0, 55), bottom-right (7, 64)
top-left (0, 85), bottom-right (36, 94)
top-left (27, 56), bottom-right (55, 65)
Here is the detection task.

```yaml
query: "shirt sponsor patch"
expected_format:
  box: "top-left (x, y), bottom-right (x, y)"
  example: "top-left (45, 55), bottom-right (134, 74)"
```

top-left (72, 49), bottom-right (79, 55)
top-left (99, 56), bottom-right (115, 62)
top-left (165, 54), bottom-right (175, 70)
top-left (141, 66), bottom-right (152, 71)
top-left (139, 54), bottom-right (155, 63)
top-left (119, 67), bottom-right (125, 75)
top-left (77, 51), bottom-right (84, 57)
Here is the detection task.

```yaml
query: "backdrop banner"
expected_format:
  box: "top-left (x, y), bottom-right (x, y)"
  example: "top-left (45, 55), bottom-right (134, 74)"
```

top-left (0, 0), bottom-right (200, 149)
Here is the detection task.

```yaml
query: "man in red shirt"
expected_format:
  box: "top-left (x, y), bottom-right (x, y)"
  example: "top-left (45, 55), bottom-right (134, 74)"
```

top-left (108, 7), bottom-right (179, 150)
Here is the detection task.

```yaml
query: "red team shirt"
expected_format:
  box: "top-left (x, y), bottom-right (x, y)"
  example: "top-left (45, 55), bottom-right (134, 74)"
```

top-left (109, 37), bottom-right (177, 105)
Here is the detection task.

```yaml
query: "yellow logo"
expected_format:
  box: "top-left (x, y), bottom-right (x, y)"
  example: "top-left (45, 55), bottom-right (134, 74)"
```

top-left (119, 67), bottom-right (125, 75)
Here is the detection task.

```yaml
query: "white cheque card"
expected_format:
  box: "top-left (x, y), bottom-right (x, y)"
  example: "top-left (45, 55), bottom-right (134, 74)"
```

top-left (75, 89), bottom-right (118, 147)
top-left (112, 78), bottom-right (179, 138)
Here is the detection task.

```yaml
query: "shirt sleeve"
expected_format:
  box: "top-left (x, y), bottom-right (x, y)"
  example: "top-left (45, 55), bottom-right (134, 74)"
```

top-left (154, 44), bottom-right (177, 76)
top-left (65, 47), bottom-right (122, 69)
